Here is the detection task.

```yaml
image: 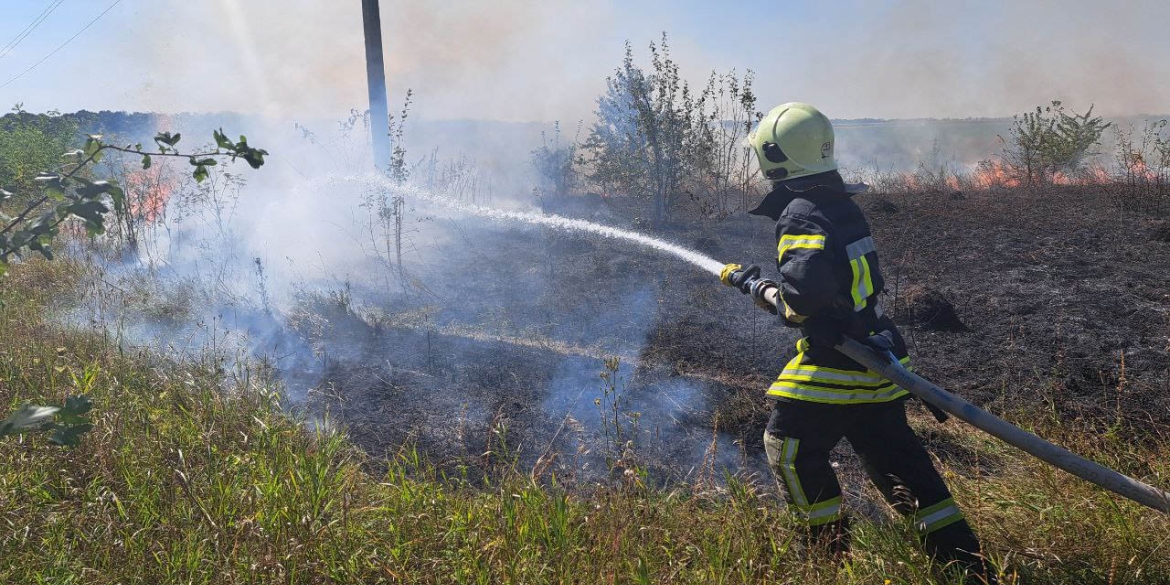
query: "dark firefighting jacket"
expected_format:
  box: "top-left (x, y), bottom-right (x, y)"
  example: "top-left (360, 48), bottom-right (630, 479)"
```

top-left (749, 171), bottom-right (911, 404)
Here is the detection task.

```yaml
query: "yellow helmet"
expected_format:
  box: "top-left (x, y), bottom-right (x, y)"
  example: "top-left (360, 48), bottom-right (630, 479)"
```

top-left (747, 102), bottom-right (837, 182)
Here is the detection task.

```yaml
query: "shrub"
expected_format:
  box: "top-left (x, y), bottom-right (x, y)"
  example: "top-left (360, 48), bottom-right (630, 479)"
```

top-left (580, 34), bottom-right (760, 223)
top-left (1001, 101), bottom-right (1110, 186)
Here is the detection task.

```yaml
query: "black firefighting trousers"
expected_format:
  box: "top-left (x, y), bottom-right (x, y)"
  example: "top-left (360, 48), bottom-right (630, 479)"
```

top-left (764, 398), bottom-right (987, 572)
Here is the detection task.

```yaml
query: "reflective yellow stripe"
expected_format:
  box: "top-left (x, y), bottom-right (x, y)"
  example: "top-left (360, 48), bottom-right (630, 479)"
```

top-left (778, 234), bottom-right (826, 249)
top-left (769, 380), bottom-right (907, 397)
top-left (779, 296), bottom-right (807, 323)
top-left (858, 255), bottom-right (873, 305)
top-left (767, 382), bottom-right (909, 404)
top-left (777, 234), bottom-right (826, 263)
top-left (849, 255), bottom-right (872, 311)
top-left (773, 349), bottom-right (910, 402)
top-left (914, 497), bottom-right (964, 533)
top-left (844, 236), bottom-right (878, 311)
top-left (780, 372), bottom-right (902, 388)
top-left (777, 438), bottom-right (808, 506)
top-left (785, 352), bottom-right (911, 378)
top-left (793, 496), bottom-right (842, 526)
top-left (776, 440), bottom-right (843, 526)
top-left (782, 361), bottom-right (913, 385)
top-left (849, 257), bottom-right (863, 308)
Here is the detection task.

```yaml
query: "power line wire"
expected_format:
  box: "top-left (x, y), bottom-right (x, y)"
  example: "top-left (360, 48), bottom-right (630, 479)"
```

top-left (0, 0), bottom-right (66, 59)
top-left (0, 0), bottom-right (122, 92)
top-left (0, 0), bottom-right (68, 60)
top-left (0, 1), bottom-right (63, 59)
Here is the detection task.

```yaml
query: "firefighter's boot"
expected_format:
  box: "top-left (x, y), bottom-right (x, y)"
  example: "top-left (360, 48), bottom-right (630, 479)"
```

top-left (924, 519), bottom-right (998, 585)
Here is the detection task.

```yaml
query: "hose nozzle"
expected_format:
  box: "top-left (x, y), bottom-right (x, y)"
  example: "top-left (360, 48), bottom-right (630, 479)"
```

top-left (722, 263), bottom-right (782, 315)
top-left (719, 263), bottom-right (744, 287)
top-left (721, 264), bottom-right (764, 294)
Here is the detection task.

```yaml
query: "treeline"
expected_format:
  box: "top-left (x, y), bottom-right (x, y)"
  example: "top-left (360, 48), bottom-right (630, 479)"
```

top-left (2, 108), bottom-right (157, 143)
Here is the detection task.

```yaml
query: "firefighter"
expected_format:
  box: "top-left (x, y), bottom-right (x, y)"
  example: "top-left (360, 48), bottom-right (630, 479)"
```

top-left (722, 102), bottom-right (994, 582)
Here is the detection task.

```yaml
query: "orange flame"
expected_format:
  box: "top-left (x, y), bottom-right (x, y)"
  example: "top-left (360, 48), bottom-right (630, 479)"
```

top-left (874, 158), bottom-right (1159, 193)
top-left (1120, 154), bottom-right (1158, 183)
top-left (1086, 164), bottom-right (1112, 184)
top-left (123, 165), bottom-right (174, 224)
top-left (971, 159), bottom-right (1020, 190)
top-left (1053, 163), bottom-right (1114, 186)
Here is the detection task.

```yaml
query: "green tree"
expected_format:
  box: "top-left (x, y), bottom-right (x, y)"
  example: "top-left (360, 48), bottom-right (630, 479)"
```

top-left (1003, 101), bottom-right (1111, 186)
top-left (580, 35), bottom-right (758, 223)
top-left (582, 36), bottom-right (704, 224)
top-left (0, 105), bottom-right (79, 195)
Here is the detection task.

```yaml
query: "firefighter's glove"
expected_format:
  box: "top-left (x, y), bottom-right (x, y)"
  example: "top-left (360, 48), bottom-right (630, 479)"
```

top-left (721, 264), bottom-right (761, 295)
top-left (802, 313), bottom-right (847, 349)
top-left (864, 331), bottom-right (949, 424)
top-left (864, 330), bottom-right (896, 354)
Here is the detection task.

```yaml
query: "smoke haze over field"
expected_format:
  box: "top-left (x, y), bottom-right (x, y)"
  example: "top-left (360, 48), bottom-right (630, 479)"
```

top-left (13, 0), bottom-right (1165, 487)
top-left (1, 0), bottom-right (1167, 121)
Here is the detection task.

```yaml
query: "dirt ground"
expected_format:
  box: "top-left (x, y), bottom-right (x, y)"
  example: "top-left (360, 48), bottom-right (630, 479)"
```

top-left (865, 187), bottom-right (1170, 423)
top-left (300, 185), bottom-right (1170, 488)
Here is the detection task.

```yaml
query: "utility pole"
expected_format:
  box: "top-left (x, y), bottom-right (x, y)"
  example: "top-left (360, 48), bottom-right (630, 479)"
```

top-left (362, 0), bottom-right (390, 171)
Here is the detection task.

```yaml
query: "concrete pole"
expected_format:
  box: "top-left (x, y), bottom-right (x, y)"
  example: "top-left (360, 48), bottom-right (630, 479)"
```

top-left (362, 0), bottom-right (390, 171)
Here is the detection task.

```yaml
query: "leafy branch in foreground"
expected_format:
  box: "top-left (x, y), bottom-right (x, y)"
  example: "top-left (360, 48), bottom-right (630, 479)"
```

top-left (0, 129), bottom-right (267, 277)
top-left (0, 394), bottom-right (93, 447)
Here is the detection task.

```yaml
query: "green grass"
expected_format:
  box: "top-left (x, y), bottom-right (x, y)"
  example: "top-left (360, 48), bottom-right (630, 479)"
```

top-left (1, 259), bottom-right (1167, 584)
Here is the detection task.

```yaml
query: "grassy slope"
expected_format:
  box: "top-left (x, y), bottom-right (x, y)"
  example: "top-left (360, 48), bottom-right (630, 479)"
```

top-left (1, 260), bottom-right (1168, 584)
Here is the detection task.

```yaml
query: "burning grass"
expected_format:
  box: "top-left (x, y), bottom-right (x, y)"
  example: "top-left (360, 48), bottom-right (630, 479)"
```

top-left (853, 158), bottom-right (1169, 216)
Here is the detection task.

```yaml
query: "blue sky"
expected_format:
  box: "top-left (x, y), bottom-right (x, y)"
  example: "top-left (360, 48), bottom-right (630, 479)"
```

top-left (1, 0), bottom-right (1166, 121)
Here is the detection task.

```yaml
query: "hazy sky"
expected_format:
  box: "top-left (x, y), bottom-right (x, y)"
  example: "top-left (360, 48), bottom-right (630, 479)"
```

top-left (1, 0), bottom-right (1166, 122)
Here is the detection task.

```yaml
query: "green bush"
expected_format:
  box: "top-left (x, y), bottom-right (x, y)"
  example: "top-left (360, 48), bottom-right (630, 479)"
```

top-left (1002, 101), bottom-right (1110, 186)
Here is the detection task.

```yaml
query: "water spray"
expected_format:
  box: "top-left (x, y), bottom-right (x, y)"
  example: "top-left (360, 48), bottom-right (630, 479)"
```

top-left (326, 175), bottom-right (727, 276)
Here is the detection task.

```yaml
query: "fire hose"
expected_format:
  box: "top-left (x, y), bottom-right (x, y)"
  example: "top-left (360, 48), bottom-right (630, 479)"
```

top-left (741, 279), bottom-right (1170, 515)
